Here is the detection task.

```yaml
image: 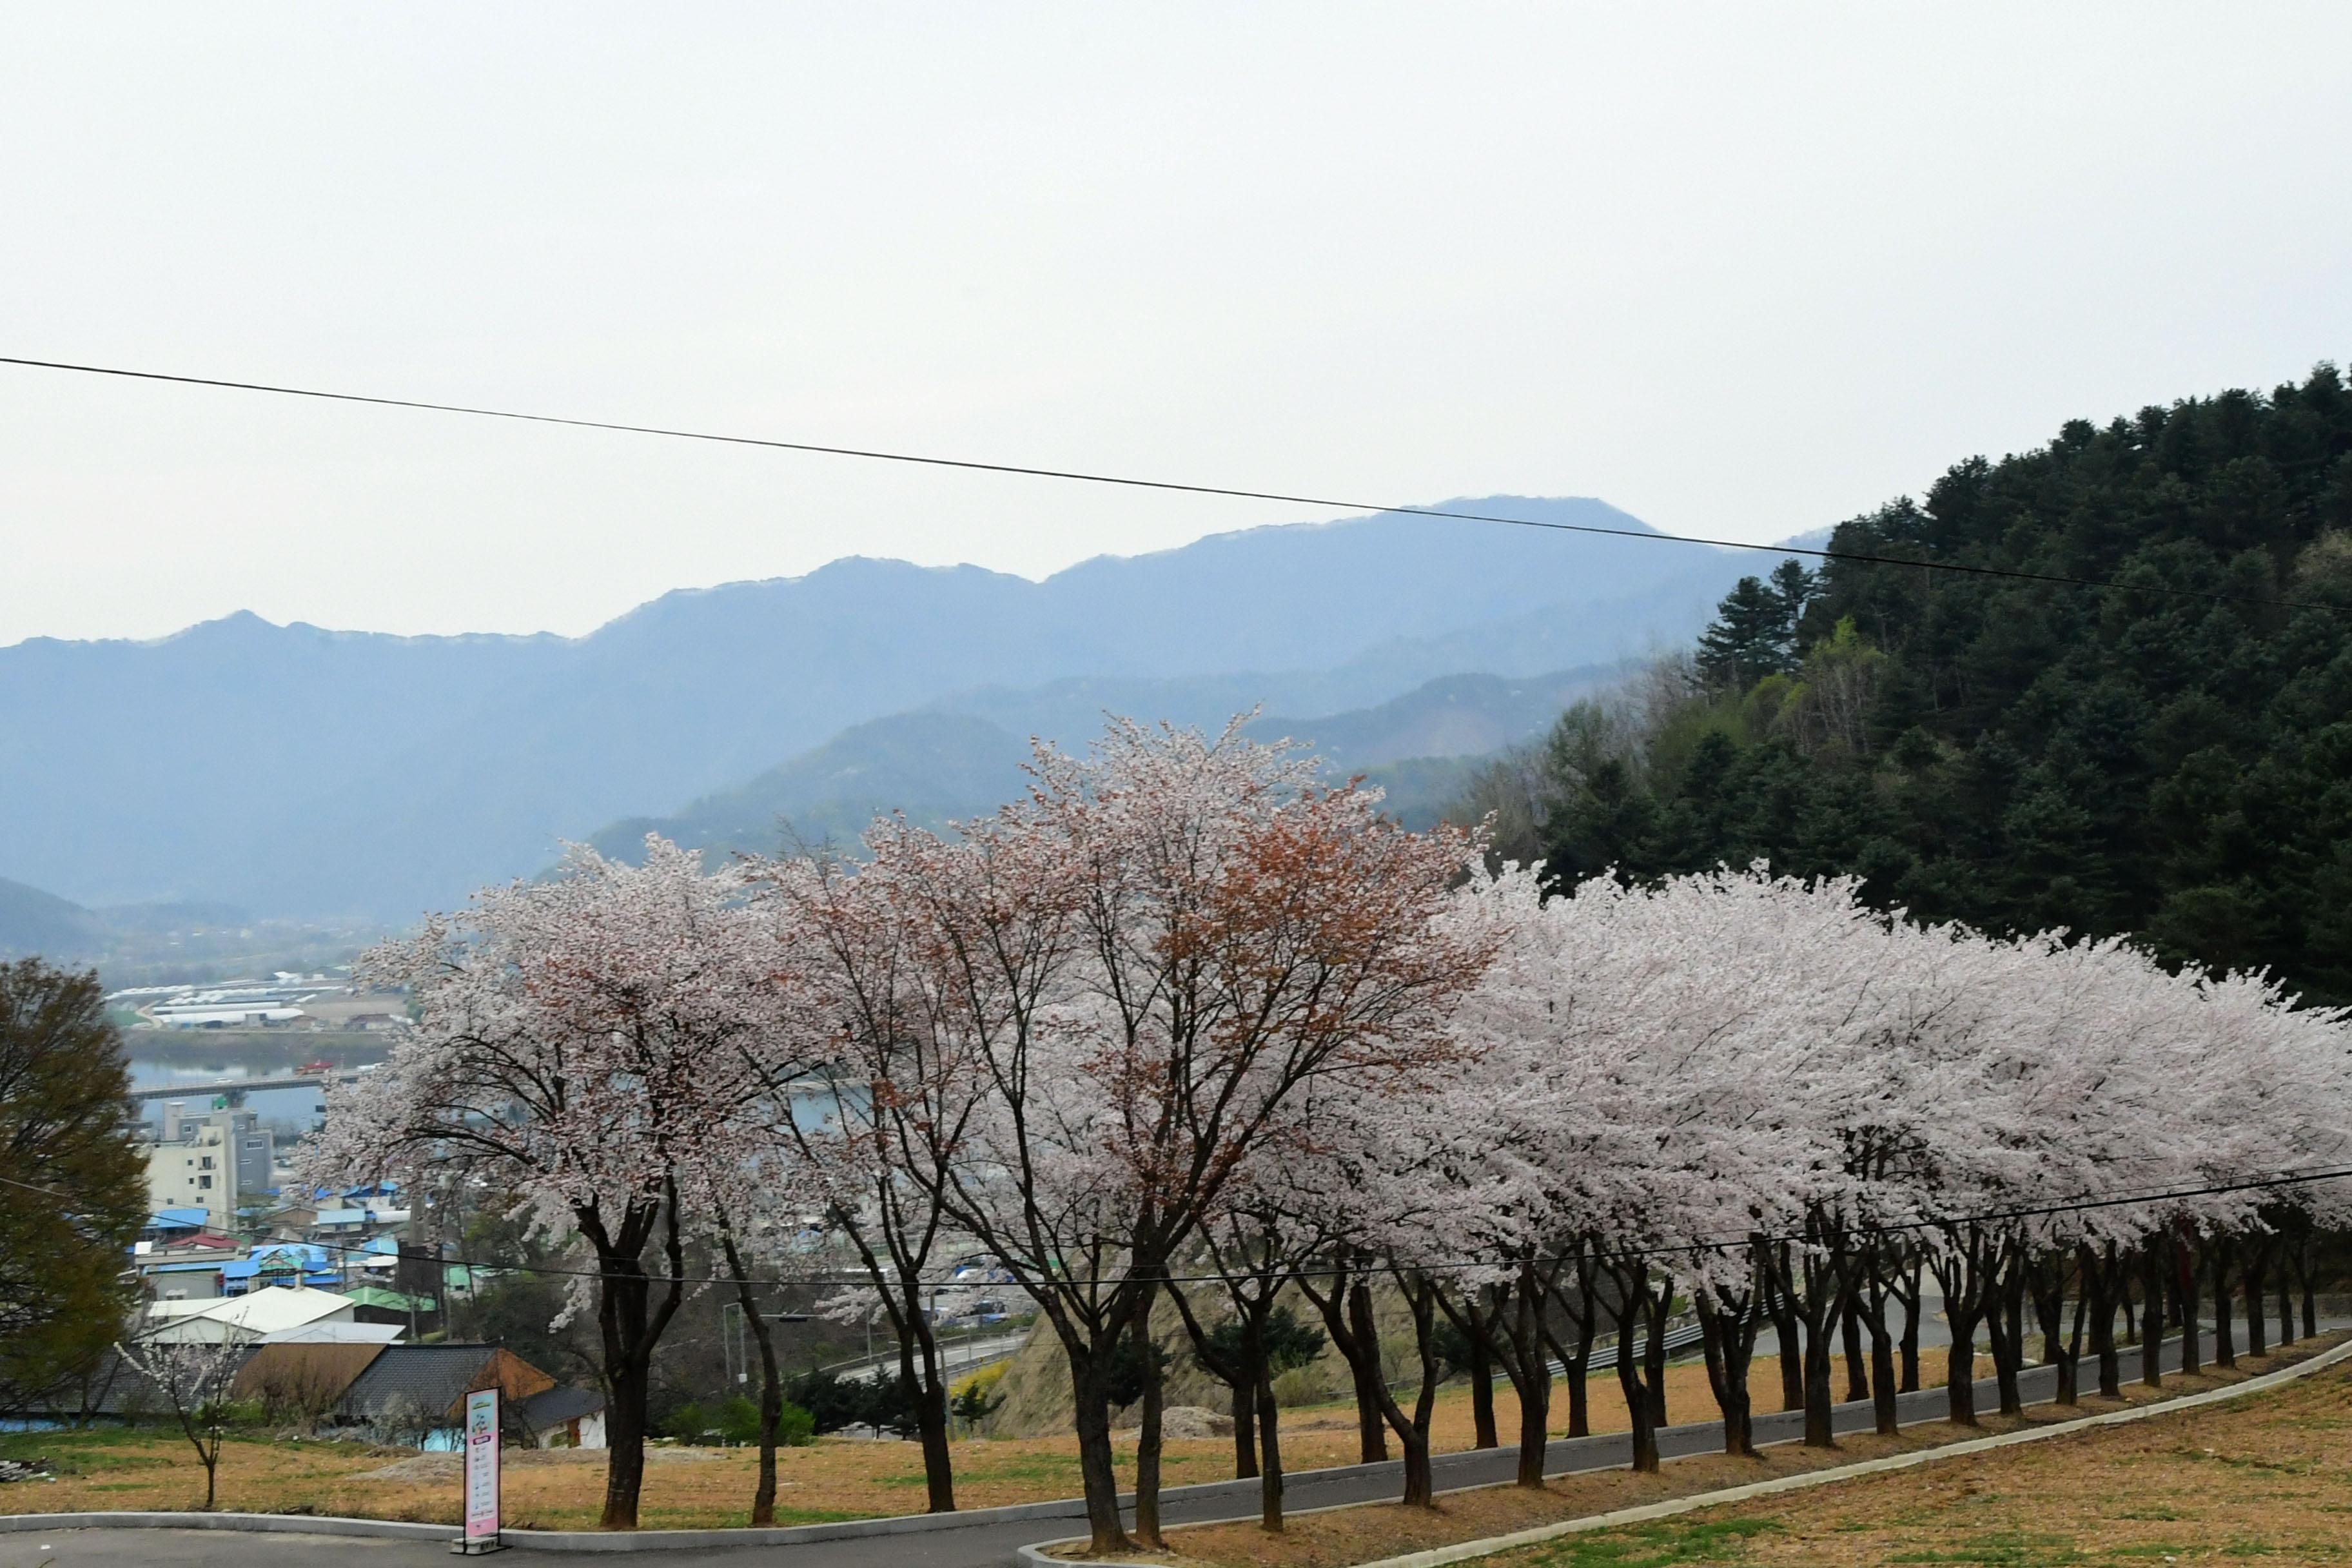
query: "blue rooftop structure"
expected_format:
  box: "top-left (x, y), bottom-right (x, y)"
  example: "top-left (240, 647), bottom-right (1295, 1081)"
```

top-left (251, 1242), bottom-right (331, 1268)
top-left (222, 1242), bottom-right (341, 1295)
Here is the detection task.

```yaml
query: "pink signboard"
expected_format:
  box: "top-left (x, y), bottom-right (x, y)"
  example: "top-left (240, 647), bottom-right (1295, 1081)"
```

top-left (460, 1386), bottom-right (502, 1552)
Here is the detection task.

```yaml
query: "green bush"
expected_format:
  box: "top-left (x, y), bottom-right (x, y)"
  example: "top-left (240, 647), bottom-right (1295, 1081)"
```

top-left (667, 1394), bottom-right (816, 1446)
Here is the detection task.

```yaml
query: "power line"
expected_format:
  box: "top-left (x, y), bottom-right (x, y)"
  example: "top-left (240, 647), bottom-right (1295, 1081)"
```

top-left (0, 1171), bottom-right (82, 1204)
top-left (1, 354), bottom-right (2336, 617)
top-left (128, 1162), bottom-right (2352, 1295)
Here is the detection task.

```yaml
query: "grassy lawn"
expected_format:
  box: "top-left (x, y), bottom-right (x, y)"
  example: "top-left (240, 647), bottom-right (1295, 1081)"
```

top-left (1142, 1335), bottom-right (2352, 1568)
top-left (0, 1357), bottom-right (1741, 1528)
top-left (0, 1426), bottom-right (1238, 1529)
top-left (1488, 1349), bottom-right (2352, 1567)
top-left (10, 1342), bottom-right (2343, 1545)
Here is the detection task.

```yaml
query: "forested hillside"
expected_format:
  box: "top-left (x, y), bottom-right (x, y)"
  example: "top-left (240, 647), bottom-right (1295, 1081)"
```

top-left (1496, 366), bottom-right (2352, 1001)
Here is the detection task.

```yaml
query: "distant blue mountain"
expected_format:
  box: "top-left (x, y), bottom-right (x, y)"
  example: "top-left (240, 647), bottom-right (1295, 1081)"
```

top-left (0, 874), bottom-right (105, 958)
top-left (586, 666), bottom-right (1620, 866)
top-left (0, 498), bottom-right (1768, 917)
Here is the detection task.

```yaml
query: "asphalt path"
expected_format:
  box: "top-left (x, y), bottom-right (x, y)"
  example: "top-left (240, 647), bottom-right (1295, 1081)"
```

top-left (1, 1329), bottom-right (2301, 1568)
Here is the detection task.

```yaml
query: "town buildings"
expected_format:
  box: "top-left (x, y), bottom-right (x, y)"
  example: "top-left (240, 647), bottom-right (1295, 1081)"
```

top-left (140, 1103), bottom-right (273, 1232)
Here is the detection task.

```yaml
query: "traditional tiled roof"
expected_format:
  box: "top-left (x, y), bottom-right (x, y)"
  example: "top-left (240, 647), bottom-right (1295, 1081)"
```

top-left (518, 1384), bottom-right (605, 1430)
top-left (338, 1344), bottom-right (553, 1426)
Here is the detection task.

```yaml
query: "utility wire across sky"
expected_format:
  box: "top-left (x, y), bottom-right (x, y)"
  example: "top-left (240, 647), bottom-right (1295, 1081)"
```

top-left (1, 354), bottom-right (2338, 617)
top-left (28, 1163), bottom-right (2350, 1297)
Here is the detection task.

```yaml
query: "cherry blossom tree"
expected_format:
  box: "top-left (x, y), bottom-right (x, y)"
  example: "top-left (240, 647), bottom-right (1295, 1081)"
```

top-left (115, 1335), bottom-right (245, 1509)
top-left (299, 838), bottom-right (793, 1530)
top-left (742, 841), bottom-right (998, 1514)
top-left (890, 718), bottom-right (1494, 1555)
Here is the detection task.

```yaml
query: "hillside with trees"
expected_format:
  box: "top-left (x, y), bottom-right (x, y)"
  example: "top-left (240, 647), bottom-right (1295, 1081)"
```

top-left (1467, 365), bottom-right (2352, 1001)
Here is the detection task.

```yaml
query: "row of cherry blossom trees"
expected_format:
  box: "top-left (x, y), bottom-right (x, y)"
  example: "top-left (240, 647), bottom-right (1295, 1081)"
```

top-left (1235, 865), bottom-right (2352, 1522)
top-left (300, 719), bottom-right (2352, 1549)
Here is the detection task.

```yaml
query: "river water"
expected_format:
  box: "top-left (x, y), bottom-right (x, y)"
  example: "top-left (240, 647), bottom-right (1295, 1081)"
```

top-left (126, 1037), bottom-right (395, 1136)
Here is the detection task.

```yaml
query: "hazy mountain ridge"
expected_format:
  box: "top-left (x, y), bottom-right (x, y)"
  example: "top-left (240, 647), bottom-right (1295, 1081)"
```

top-left (1, 498), bottom-right (1769, 917)
top-left (0, 875), bottom-right (106, 958)
top-left (585, 667), bottom-right (1613, 865)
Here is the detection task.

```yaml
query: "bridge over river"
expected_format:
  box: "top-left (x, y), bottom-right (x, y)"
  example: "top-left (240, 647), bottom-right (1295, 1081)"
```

top-left (128, 1071), bottom-right (363, 1103)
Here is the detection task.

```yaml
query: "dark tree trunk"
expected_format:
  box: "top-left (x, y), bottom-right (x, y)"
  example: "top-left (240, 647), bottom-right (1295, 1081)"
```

top-left (1801, 1297), bottom-right (1838, 1447)
top-left (1645, 1290), bottom-right (1670, 1432)
top-left (1767, 1265), bottom-right (1804, 1413)
top-left (716, 1223), bottom-right (787, 1525)
top-left (1945, 1305), bottom-right (1979, 1427)
top-left (824, 1195), bottom-right (959, 1515)
top-left (1067, 1346), bottom-right (1131, 1558)
top-left (1540, 1309), bottom-right (1599, 1440)
top-left (1471, 1352), bottom-right (1500, 1449)
top-left (1303, 1265), bottom-right (1391, 1469)
top-left (1132, 1284), bottom-right (1165, 1549)
top-left (1251, 1373), bottom-right (1289, 1533)
top-left (1161, 1277), bottom-right (1264, 1487)
top-left (1541, 1253), bottom-right (1602, 1440)
top-left (2086, 1243), bottom-right (2121, 1400)
top-left (1571, 1308), bottom-right (1598, 1437)
top-left (2140, 1242), bottom-right (2163, 1389)
top-left (1772, 1235), bottom-right (1845, 1449)
top-left (2242, 1235), bottom-right (2271, 1358)
top-left (1897, 1260), bottom-right (1923, 1394)
top-left (1497, 1267), bottom-right (1553, 1489)
top-left (1932, 1232), bottom-right (1987, 1429)
top-left (1696, 1286), bottom-right (1759, 1457)
top-left (600, 1338), bottom-right (651, 1529)
top-left (1301, 1262), bottom-right (1439, 1510)
top-left (1778, 1231), bottom-right (1853, 1457)
top-left (1465, 1291), bottom-right (1501, 1451)
top-left (1611, 1263), bottom-right (1665, 1473)
top-left (2174, 1230), bottom-right (2202, 1378)
top-left (1346, 1280), bottom-right (1389, 1464)
top-left (1983, 1256), bottom-right (2025, 1418)
top-left (902, 1310), bottom-right (957, 1514)
top-left (1840, 1295), bottom-right (1869, 1404)
top-left (1255, 1366), bottom-right (1284, 1532)
top-left (1389, 1279), bottom-right (1443, 1507)
top-left (2028, 1248), bottom-right (2081, 1407)
top-left (1397, 1417), bottom-right (1435, 1506)
top-left (587, 1197), bottom-right (688, 1532)
top-left (2210, 1237), bottom-right (2237, 1371)
top-left (1861, 1268), bottom-right (1899, 1438)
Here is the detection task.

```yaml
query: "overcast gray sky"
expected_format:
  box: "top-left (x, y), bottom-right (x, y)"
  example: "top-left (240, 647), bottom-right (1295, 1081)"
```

top-left (2, 3), bottom-right (2347, 646)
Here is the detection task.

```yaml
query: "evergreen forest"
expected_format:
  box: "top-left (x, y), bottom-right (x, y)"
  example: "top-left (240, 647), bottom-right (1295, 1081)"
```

top-left (1469, 365), bottom-right (2352, 1003)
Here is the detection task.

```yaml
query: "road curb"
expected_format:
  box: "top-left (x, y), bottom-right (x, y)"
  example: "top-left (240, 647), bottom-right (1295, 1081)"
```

top-left (1013, 1333), bottom-right (2352, 1567)
top-left (0, 1500), bottom-right (1097, 1554)
top-left (0, 1511), bottom-right (456, 1543)
top-left (1338, 1335), bottom-right (2352, 1568)
top-left (0, 1452), bottom-right (1280, 1553)
top-left (10, 1333), bottom-right (2341, 1560)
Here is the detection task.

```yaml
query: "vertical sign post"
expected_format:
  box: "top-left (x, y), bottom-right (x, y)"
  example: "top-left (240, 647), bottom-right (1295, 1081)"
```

top-left (455, 1386), bottom-right (503, 1554)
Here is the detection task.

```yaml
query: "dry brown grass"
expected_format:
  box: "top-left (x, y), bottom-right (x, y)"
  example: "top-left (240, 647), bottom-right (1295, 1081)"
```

top-left (10, 1342), bottom-right (2338, 1545)
top-left (0, 1427), bottom-right (1244, 1530)
top-left (1135, 1335), bottom-right (2352, 1568)
top-left (1487, 1347), bottom-right (2352, 1567)
top-left (0, 1364), bottom-right (1716, 1529)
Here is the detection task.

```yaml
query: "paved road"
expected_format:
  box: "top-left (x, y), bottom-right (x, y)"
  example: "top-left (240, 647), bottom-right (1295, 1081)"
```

top-left (3, 1329), bottom-right (2304, 1568)
top-left (829, 1329), bottom-right (1030, 1386)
